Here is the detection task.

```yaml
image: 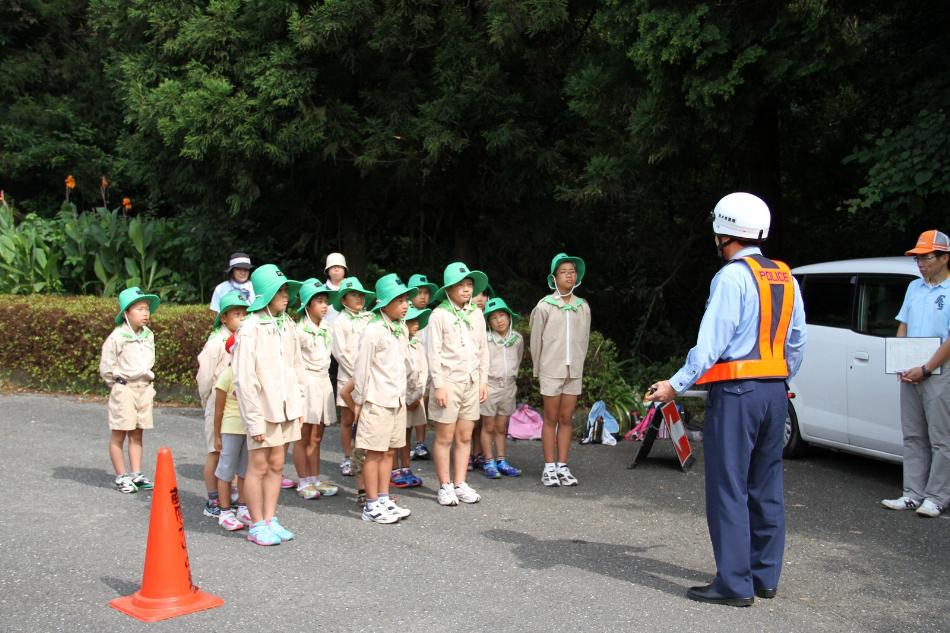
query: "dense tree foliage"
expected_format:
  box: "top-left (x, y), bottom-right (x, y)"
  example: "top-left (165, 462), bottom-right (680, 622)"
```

top-left (1, 0), bottom-right (947, 361)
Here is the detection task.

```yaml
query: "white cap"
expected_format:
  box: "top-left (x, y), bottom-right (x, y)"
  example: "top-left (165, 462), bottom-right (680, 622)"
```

top-left (711, 192), bottom-right (771, 241)
top-left (325, 252), bottom-right (347, 272)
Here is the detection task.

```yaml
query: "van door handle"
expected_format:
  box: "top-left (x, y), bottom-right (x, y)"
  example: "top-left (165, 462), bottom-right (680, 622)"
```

top-left (854, 352), bottom-right (870, 361)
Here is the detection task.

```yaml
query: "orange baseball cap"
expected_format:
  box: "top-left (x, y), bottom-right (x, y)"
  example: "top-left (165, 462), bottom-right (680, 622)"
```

top-left (905, 230), bottom-right (949, 255)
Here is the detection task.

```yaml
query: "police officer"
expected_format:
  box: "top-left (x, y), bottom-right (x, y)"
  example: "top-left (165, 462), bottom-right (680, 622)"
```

top-left (646, 192), bottom-right (806, 607)
top-left (881, 229), bottom-right (950, 518)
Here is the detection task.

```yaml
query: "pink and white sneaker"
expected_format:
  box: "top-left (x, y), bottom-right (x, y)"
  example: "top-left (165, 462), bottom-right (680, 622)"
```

top-left (217, 509), bottom-right (245, 531)
top-left (280, 477), bottom-right (296, 490)
top-left (235, 505), bottom-right (253, 527)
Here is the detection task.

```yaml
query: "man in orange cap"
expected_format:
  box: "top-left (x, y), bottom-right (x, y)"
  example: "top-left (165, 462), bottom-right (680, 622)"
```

top-left (882, 230), bottom-right (950, 518)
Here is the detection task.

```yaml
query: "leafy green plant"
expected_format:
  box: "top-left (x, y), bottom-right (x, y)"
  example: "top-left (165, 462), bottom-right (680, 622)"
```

top-left (0, 206), bottom-right (63, 294)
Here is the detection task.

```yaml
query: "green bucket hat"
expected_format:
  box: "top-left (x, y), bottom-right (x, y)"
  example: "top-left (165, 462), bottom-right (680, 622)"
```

top-left (483, 297), bottom-right (519, 325)
top-left (213, 290), bottom-right (250, 329)
top-left (297, 279), bottom-right (333, 315)
top-left (548, 252), bottom-right (586, 287)
top-left (432, 262), bottom-right (489, 304)
top-left (331, 277), bottom-right (376, 312)
top-left (407, 273), bottom-right (439, 299)
top-left (370, 273), bottom-right (418, 312)
top-left (115, 286), bottom-right (160, 325)
top-left (405, 306), bottom-right (431, 331)
top-left (247, 264), bottom-right (301, 312)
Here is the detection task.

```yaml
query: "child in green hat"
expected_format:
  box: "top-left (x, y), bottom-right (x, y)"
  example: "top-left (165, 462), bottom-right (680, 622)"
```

top-left (391, 305), bottom-right (431, 488)
top-left (529, 253), bottom-right (591, 487)
top-left (479, 297), bottom-right (524, 479)
top-left (426, 262), bottom-right (490, 506)
top-left (351, 273), bottom-right (415, 523)
top-left (330, 277), bottom-right (376, 477)
top-left (231, 264), bottom-right (305, 546)
top-left (292, 280), bottom-right (339, 500)
top-left (99, 286), bottom-right (160, 493)
top-left (196, 290), bottom-right (249, 517)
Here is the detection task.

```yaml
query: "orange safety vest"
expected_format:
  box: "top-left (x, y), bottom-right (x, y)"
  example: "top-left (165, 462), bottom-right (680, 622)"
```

top-left (696, 255), bottom-right (795, 384)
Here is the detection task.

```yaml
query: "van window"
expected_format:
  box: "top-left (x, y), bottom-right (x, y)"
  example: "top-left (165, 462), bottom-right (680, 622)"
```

top-left (800, 274), bottom-right (853, 328)
top-left (855, 275), bottom-right (914, 337)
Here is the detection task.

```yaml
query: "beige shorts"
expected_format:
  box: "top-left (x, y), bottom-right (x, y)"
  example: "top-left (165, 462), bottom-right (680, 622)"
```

top-left (108, 382), bottom-right (155, 431)
top-left (247, 418), bottom-right (302, 451)
top-left (302, 372), bottom-right (337, 426)
top-left (539, 375), bottom-right (582, 397)
top-left (203, 413), bottom-right (217, 453)
top-left (480, 381), bottom-right (517, 417)
top-left (406, 401), bottom-right (427, 429)
top-left (428, 380), bottom-right (480, 423)
top-left (355, 401), bottom-right (406, 452)
top-left (335, 379), bottom-right (350, 407)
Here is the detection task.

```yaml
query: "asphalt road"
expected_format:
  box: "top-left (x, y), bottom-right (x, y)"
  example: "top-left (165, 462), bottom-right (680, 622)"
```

top-left (0, 394), bottom-right (947, 633)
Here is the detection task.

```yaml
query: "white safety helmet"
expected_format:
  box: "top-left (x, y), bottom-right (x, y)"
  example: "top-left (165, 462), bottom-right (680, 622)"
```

top-left (324, 252), bottom-right (347, 272)
top-left (711, 192), bottom-right (771, 241)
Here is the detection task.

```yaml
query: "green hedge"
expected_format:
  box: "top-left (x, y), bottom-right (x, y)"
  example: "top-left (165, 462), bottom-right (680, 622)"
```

top-left (0, 295), bottom-right (643, 424)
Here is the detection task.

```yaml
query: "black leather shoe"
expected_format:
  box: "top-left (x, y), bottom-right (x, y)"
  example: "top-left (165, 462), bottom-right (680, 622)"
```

top-left (754, 587), bottom-right (777, 599)
top-left (686, 584), bottom-right (754, 607)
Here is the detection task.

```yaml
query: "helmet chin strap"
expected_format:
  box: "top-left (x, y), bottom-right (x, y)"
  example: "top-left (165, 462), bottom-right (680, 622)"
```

top-left (716, 235), bottom-right (734, 264)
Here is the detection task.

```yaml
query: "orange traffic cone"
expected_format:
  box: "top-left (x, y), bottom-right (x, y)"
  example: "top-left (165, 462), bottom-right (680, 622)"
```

top-left (109, 447), bottom-right (224, 622)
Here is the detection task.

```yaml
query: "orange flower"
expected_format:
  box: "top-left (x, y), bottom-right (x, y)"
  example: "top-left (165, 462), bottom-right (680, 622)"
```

top-left (100, 175), bottom-right (109, 189)
top-left (65, 175), bottom-right (76, 190)
top-left (122, 197), bottom-right (132, 210)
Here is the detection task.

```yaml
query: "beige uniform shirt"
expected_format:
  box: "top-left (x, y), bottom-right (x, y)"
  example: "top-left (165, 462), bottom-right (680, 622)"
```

top-left (296, 317), bottom-right (332, 375)
top-left (331, 308), bottom-right (374, 383)
top-left (486, 330), bottom-right (524, 386)
top-left (232, 312), bottom-right (306, 436)
top-left (352, 315), bottom-right (408, 408)
top-left (195, 329), bottom-right (230, 408)
top-left (406, 337), bottom-right (429, 404)
top-left (99, 325), bottom-right (155, 387)
top-left (426, 301), bottom-right (489, 389)
top-left (529, 295), bottom-right (591, 379)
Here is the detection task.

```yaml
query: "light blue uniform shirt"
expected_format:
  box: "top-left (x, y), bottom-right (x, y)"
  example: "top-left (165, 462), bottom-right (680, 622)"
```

top-left (895, 276), bottom-right (950, 342)
top-left (669, 246), bottom-right (807, 393)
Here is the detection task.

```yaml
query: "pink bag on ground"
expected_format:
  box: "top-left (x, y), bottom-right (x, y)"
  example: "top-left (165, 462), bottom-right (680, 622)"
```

top-left (508, 404), bottom-right (543, 440)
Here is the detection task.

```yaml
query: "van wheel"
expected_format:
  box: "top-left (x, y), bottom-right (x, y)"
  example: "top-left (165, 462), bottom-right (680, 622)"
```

top-left (783, 400), bottom-right (806, 458)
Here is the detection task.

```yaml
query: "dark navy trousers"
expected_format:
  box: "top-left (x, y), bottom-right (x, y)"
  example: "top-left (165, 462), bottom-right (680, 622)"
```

top-left (704, 378), bottom-right (787, 598)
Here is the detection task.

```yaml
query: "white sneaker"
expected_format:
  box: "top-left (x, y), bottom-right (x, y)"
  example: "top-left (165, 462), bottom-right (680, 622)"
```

top-left (362, 502), bottom-right (399, 524)
top-left (541, 469), bottom-right (560, 487)
top-left (382, 499), bottom-right (411, 519)
top-left (217, 509), bottom-right (245, 531)
top-left (297, 483), bottom-right (320, 500)
top-left (916, 498), bottom-right (943, 518)
top-left (455, 482), bottom-right (481, 503)
top-left (881, 496), bottom-right (919, 511)
top-left (557, 466), bottom-right (578, 487)
top-left (437, 485), bottom-right (459, 506)
top-left (235, 505), bottom-right (253, 527)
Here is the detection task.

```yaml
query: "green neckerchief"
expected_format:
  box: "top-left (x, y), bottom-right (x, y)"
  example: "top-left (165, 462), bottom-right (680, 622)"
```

top-left (378, 312), bottom-right (404, 338)
top-left (303, 318), bottom-right (331, 347)
top-left (438, 299), bottom-right (474, 327)
top-left (408, 336), bottom-right (420, 348)
top-left (344, 308), bottom-right (373, 331)
top-left (489, 328), bottom-right (518, 348)
top-left (120, 324), bottom-right (152, 342)
top-left (254, 310), bottom-right (288, 330)
top-left (543, 294), bottom-right (585, 312)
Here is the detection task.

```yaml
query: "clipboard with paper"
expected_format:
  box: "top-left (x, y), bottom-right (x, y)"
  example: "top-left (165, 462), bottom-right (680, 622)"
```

top-left (884, 337), bottom-right (942, 375)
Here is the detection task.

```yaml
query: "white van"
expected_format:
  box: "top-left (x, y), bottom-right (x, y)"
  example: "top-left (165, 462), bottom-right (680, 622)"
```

top-left (784, 257), bottom-right (919, 462)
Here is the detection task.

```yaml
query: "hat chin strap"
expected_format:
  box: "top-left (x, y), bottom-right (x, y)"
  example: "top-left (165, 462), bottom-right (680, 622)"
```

top-left (548, 275), bottom-right (581, 297)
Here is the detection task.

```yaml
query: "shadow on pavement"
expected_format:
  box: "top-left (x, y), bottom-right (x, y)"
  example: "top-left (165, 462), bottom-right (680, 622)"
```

top-left (483, 529), bottom-right (706, 599)
top-left (101, 576), bottom-right (139, 598)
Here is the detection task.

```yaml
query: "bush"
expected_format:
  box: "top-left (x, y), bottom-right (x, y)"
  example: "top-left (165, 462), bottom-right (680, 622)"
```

top-left (0, 294), bottom-right (213, 401)
top-left (0, 295), bottom-right (644, 419)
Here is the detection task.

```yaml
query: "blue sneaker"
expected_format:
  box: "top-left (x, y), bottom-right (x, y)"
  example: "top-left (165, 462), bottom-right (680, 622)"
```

top-left (496, 458), bottom-right (522, 477)
top-left (411, 442), bottom-right (430, 460)
top-left (247, 521), bottom-right (281, 546)
top-left (267, 517), bottom-right (294, 542)
top-left (482, 459), bottom-right (500, 479)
